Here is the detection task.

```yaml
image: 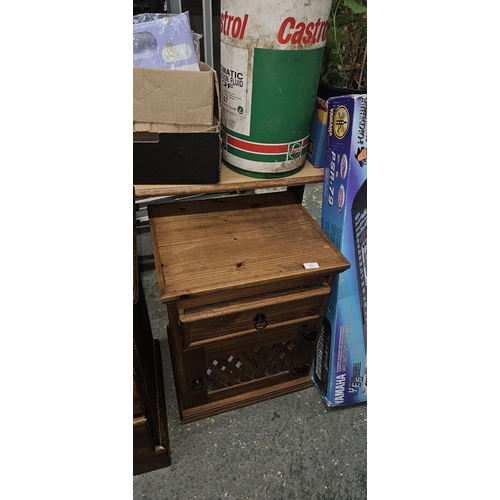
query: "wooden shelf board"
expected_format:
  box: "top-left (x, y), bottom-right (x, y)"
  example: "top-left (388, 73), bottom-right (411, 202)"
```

top-left (134, 160), bottom-right (324, 198)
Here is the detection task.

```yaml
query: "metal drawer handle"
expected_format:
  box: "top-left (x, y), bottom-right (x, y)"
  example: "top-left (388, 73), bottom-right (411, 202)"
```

top-left (191, 378), bottom-right (204, 391)
top-left (253, 313), bottom-right (268, 330)
top-left (294, 364), bottom-right (310, 375)
top-left (302, 330), bottom-right (318, 342)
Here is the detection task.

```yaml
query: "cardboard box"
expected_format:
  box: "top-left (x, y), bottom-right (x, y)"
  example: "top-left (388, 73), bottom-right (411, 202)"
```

top-left (306, 84), bottom-right (365, 168)
top-left (133, 62), bottom-right (221, 184)
top-left (313, 94), bottom-right (367, 407)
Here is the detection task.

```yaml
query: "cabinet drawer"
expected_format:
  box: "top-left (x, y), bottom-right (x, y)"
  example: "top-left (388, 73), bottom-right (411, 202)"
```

top-left (179, 283), bottom-right (331, 348)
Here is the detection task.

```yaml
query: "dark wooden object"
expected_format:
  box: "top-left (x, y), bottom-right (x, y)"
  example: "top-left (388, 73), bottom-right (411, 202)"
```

top-left (133, 278), bottom-right (171, 475)
top-left (133, 188), bottom-right (171, 475)
top-left (148, 191), bottom-right (350, 423)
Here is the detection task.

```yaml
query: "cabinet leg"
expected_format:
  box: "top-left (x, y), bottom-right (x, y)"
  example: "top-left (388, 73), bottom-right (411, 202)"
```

top-left (287, 185), bottom-right (305, 202)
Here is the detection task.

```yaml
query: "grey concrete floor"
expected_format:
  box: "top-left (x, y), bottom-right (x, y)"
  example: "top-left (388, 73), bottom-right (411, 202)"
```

top-left (134, 183), bottom-right (367, 500)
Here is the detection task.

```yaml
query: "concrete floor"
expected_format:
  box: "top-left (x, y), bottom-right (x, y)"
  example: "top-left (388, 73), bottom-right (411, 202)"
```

top-left (133, 183), bottom-right (367, 500)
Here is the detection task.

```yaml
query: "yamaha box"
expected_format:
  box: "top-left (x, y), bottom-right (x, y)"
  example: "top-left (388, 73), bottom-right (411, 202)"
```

top-left (314, 94), bottom-right (367, 407)
top-left (306, 83), bottom-right (365, 168)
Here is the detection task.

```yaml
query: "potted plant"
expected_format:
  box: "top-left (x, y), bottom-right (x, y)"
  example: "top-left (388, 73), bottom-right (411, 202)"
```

top-left (320, 0), bottom-right (367, 91)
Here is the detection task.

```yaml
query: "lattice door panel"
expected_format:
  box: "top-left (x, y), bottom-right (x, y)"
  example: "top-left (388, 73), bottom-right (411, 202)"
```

top-left (206, 339), bottom-right (295, 392)
top-left (181, 320), bottom-right (320, 411)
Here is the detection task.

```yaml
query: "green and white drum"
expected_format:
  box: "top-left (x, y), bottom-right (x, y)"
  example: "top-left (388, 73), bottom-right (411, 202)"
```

top-left (220, 0), bottom-right (332, 178)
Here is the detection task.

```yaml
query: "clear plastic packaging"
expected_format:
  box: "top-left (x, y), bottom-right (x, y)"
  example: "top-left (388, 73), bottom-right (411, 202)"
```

top-left (133, 12), bottom-right (200, 71)
top-left (191, 31), bottom-right (203, 63)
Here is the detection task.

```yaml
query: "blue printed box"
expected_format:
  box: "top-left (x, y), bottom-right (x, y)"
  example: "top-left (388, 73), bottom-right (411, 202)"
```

top-left (306, 94), bottom-right (329, 167)
top-left (306, 85), bottom-right (365, 168)
top-left (313, 94), bottom-right (367, 407)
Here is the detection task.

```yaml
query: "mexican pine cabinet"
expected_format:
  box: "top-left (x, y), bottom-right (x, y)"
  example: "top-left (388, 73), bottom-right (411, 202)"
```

top-left (148, 191), bottom-right (350, 424)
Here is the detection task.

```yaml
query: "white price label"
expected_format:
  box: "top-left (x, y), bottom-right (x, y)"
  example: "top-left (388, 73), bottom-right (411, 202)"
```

top-left (303, 262), bottom-right (320, 269)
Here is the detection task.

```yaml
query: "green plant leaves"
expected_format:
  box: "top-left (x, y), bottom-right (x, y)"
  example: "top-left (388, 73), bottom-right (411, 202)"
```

top-left (327, 26), bottom-right (347, 46)
top-left (320, 0), bottom-right (367, 90)
top-left (343, 0), bottom-right (368, 14)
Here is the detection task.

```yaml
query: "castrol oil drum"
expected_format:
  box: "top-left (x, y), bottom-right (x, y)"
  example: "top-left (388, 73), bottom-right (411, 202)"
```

top-left (220, 0), bottom-right (332, 178)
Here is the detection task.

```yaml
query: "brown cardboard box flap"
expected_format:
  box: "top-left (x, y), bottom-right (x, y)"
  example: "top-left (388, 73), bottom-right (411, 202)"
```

top-left (133, 63), bottom-right (215, 126)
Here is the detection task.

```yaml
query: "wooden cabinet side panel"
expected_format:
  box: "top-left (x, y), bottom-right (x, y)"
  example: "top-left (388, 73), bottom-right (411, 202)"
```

top-left (133, 277), bottom-right (159, 436)
top-left (133, 375), bottom-right (144, 417)
top-left (133, 417), bottom-right (155, 457)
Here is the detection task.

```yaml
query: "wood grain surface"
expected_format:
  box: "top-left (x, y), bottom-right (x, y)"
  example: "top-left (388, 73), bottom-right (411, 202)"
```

top-left (148, 191), bottom-right (349, 303)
